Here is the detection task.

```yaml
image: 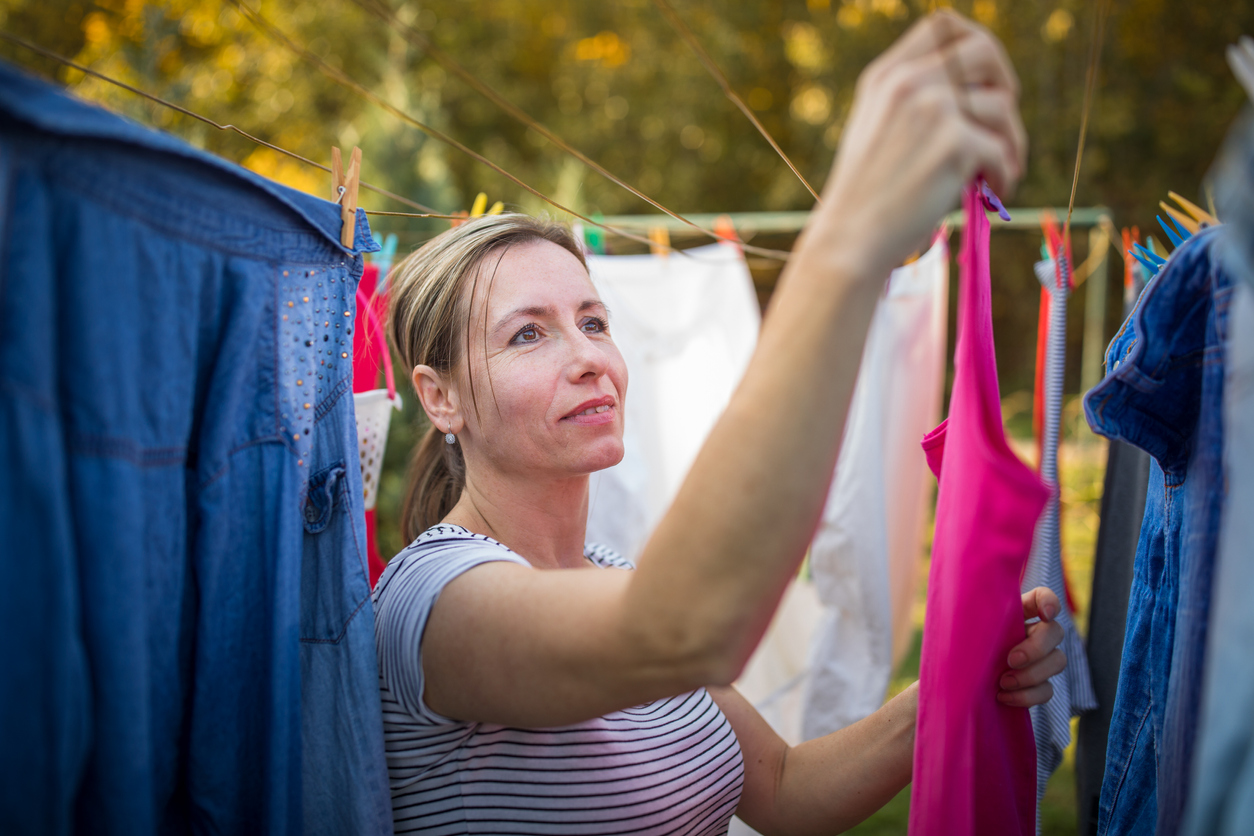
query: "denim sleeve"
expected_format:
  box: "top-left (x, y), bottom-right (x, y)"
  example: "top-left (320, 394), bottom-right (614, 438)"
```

top-left (372, 545), bottom-right (529, 724)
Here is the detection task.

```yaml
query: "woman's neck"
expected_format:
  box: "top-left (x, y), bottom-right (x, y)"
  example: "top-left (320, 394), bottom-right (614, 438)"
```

top-left (443, 470), bottom-right (591, 570)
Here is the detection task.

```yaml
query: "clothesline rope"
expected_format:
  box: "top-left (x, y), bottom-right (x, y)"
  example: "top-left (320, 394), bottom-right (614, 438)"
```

top-left (650, 0), bottom-right (823, 204)
top-left (344, 0), bottom-right (773, 254)
top-left (228, 0), bottom-right (792, 261)
top-left (1064, 0), bottom-right (1112, 243)
top-left (0, 30), bottom-right (459, 220)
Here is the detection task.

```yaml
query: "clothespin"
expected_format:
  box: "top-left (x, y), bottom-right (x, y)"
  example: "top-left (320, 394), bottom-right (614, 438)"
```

top-left (714, 214), bottom-right (740, 249)
top-left (978, 180), bottom-right (1012, 221)
top-left (1038, 209), bottom-right (1072, 289)
top-left (1160, 203), bottom-right (1199, 237)
top-left (587, 213), bottom-right (607, 255)
top-left (486, 200), bottom-right (505, 215)
top-left (449, 210), bottom-right (470, 228)
top-left (648, 225), bottom-right (671, 257)
top-left (1156, 212), bottom-right (1191, 248)
top-left (1166, 191), bottom-right (1218, 227)
top-left (470, 192), bottom-right (488, 217)
top-left (1121, 227), bottom-right (1137, 289)
top-left (371, 232), bottom-right (398, 290)
top-left (331, 146), bottom-right (362, 248)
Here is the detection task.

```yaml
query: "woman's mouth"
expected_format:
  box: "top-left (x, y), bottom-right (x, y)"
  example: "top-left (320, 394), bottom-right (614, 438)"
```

top-left (562, 398), bottom-right (616, 425)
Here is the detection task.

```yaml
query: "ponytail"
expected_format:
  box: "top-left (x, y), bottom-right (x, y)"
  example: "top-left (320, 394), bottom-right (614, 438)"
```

top-left (401, 424), bottom-right (465, 542)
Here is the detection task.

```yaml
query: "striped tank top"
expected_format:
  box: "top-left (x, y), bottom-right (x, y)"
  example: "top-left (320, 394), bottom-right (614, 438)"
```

top-left (372, 524), bottom-right (745, 835)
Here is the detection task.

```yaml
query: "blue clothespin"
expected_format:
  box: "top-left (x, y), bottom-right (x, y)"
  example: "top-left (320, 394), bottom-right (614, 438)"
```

top-left (979, 181), bottom-right (1013, 221)
top-left (1156, 214), bottom-right (1190, 248)
top-left (1129, 241), bottom-right (1167, 277)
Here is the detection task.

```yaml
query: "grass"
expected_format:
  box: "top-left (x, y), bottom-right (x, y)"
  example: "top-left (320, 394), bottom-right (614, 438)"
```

top-left (848, 393), bottom-right (1107, 835)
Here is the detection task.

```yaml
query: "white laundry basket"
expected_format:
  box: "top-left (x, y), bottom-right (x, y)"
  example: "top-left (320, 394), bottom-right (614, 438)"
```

top-left (352, 287), bottom-right (402, 511)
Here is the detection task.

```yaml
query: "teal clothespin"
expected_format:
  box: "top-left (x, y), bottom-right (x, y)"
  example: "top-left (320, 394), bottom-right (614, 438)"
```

top-left (372, 233), bottom-right (398, 290)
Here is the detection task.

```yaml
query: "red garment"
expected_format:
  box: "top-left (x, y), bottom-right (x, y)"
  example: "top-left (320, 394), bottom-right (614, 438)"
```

top-left (909, 187), bottom-right (1047, 836)
top-left (353, 264), bottom-right (389, 587)
top-left (354, 264), bottom-right (388, 393)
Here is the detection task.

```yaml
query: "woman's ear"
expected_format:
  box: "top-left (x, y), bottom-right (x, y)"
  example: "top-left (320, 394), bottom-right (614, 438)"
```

top-left (412, 364), bottom-right (461, 435)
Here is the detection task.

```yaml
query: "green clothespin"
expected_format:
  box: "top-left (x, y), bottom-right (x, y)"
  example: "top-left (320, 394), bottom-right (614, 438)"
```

top-left (587, 212), bottom-right (606, 255)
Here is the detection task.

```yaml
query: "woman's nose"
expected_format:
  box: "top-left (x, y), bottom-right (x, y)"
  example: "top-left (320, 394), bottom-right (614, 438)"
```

top-left (567, 329), bottom-right (610, 380)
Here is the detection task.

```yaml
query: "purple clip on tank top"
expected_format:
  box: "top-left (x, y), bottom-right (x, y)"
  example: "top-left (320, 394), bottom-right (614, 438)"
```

top-left (908, 186), bottom-right (1048, 836)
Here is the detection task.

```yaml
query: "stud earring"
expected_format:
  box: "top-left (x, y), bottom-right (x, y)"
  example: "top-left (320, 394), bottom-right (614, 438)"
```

top-left (444, 424), bottom-right (456, 445)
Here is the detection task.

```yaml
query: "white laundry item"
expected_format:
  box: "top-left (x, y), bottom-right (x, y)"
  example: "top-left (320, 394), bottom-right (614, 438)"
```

top-left (585, 242), bottom-right (761, 562)
top-left (800, 238), bottom-right (949, 741)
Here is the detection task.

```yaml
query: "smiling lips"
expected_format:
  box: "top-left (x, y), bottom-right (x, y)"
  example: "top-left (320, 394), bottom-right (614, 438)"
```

top-left (562, 397), bottom-right (616, 425)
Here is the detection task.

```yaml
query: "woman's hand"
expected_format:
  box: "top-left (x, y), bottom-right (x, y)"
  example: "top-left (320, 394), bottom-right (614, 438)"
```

top-left (809, 10), bottom-right (1027, 283)
top-left (997, 587), bottom-right (1068, 708)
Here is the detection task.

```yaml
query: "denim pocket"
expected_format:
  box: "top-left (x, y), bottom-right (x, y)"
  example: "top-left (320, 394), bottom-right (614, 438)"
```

top-left (301, 461), bottom-right (369, 642)
top-left (303, 462), bottom-right (345, 534)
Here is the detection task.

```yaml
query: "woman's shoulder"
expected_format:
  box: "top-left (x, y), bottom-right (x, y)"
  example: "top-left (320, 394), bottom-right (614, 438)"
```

top-left (374, 524), bottom-right (530, 599)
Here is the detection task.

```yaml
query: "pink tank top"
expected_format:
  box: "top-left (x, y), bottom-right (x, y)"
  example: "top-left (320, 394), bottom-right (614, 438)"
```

top-left (909, 186), bottom-right (1047, 836)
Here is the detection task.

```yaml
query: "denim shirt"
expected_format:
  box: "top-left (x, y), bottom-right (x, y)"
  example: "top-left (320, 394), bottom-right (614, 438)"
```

top-left (1084, 227), bottom-right (1233, 836)
top-left (0, 62), bottom-right (391, 834)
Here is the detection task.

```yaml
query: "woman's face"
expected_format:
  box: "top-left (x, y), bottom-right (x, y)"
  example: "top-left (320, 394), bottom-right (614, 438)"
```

top-left (455, 239), bottom-right (627, 481)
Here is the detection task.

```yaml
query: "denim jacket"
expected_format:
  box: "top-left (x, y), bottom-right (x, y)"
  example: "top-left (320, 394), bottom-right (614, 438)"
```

top-left (0, 62), bottom-right (391, 834)
top-left (1084, 227), bottom-right (1233, 836)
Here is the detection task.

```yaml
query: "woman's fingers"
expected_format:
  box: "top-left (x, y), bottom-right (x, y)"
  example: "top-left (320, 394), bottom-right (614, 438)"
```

top-left (998, 680), bottom-right (1055, 708)
top-left (1008, 614), bottom-right (1065, 669)
top-left (1001, 647), bottom-right (1068, 691)
top-left (876, 9), bottom-right (983, 67)
top-left (1021, 586), bottom-right (1061, 624)
top-left (810, 9), bottom-right (1026, 280)
top-left (998, 587), bottom-right (1069, 709)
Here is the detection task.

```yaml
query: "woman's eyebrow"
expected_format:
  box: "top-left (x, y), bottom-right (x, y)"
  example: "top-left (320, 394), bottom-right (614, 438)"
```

top-left (492, 305), bottom-right (555, 334)
top-left (492, 300), bottom-right (606, 334)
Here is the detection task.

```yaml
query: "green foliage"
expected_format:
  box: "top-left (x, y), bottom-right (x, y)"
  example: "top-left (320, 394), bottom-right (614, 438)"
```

top-left (2, 0), bottom-right (1250, 395)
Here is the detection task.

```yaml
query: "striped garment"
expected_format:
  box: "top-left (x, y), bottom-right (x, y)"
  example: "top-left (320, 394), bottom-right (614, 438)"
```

top-left (372, 525), bottom-right (745, 835)
top-left (1024, 254), bottom-right (1098, 824)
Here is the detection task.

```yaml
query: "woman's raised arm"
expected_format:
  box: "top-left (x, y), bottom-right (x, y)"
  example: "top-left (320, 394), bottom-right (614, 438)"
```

top-left (418, 11), bottom-right (1026, 728)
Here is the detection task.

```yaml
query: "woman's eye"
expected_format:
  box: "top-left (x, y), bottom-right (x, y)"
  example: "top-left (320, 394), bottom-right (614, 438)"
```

top-left (511, 324), bottom-right (541, 344)
top-left (582, 317), bottom-right (609, 334)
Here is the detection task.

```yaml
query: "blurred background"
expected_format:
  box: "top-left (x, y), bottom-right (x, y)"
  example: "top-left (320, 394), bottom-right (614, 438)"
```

top-left (2, 1), bottom-right (1251, 832)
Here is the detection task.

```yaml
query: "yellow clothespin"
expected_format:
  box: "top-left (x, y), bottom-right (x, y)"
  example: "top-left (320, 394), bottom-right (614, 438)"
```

top-left (486, 201), bottom-right (505, 215)
top-left (648, 225), bottom-right (670, 257)
top-left (1166, 190), bottom-right (1218, 227)
top-left (1159, 202), bottom-right (1200, 236)
top-left (469, 192), bottom-right (488, 217)
top-left (330, 146), bottom-right (361, 248)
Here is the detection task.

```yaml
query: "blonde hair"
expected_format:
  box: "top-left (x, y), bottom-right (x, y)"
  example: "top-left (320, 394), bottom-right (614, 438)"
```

top-left (388, 213), bottom-right (588, 542)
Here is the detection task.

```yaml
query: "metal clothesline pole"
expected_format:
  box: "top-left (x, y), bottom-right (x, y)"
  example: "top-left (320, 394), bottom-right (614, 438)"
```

top-left (595, 206), bottom-right (1112, 236)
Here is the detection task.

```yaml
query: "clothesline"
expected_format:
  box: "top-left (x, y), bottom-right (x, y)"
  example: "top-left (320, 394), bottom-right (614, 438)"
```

top-left (344, 0), bottom-right (811, 252)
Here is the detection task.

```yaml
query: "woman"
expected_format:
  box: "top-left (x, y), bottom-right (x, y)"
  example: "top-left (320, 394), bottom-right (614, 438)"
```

top-left (373, 11), bottom-right (1065, 835)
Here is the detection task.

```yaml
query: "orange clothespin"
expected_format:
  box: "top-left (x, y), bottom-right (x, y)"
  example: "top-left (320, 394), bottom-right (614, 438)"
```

top-left (714, 214), bottom-right (739, 247)
top-left (448, 210), bottom-right (470, 228)
top-left (330, 146), bottom-right (361, 248)
top-left (648, 226), bottom-right (670, 257)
